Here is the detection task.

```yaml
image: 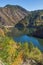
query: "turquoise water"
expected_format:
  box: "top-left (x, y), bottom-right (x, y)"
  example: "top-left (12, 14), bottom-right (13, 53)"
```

top-left (14, 35), bottom-right (43, 51)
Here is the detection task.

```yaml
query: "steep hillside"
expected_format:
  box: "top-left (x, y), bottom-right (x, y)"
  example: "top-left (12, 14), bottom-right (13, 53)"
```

top-left (14, 10), bottom-right (43, 38)
top-left (0, 5), bottom-right (43, 27)
top-left (0, 5), bottom-right (28, 26)
top-left (0, 36), bottom-right (43, 65)
top-left (0, 5), bottom-right (43, 38)
top-left (15, 10), bottom-right (43, 27)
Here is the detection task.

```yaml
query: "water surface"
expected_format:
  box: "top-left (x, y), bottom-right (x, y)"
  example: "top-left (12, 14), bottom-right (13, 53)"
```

top-left (14, 35), bottom-right (43, 51)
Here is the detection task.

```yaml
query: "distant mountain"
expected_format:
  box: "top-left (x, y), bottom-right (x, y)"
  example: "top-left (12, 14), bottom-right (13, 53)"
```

top-left (0, 5), bottom-right (28, 26)
top-left (0, 5), bottom-right (43, 38)
top-left (0, 5), bottom-right (43, 26)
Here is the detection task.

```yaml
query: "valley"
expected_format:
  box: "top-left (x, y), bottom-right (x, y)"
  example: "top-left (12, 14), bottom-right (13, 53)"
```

top-left (0, 5), bottom-right (43, 65)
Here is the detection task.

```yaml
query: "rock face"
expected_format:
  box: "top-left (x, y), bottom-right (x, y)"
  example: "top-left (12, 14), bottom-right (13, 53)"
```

top-left (21, 59), bottom-right (42, 65)
top-left (0, 5), bottom-right (43, 26)
top-left (0, 60), bottom-right (4, 65)
top-left (21, 59), bottom-right (37, 65)
top-left (0, 5), bottom-right (43, 38)
top-left (0, 5), bottom-right (28, 26)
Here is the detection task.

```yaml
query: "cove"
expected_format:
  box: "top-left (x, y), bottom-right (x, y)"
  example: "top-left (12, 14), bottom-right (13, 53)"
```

top-left (14, 35), bottom-right (43, 51)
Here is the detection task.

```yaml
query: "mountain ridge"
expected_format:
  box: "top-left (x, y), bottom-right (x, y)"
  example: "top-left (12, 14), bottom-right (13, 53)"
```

top-left (0, 5), bottom-right (43, 26)
top-left (0, 5), bottom-right (28, 26)
top-left (0, 5), bottom-right (43, 38)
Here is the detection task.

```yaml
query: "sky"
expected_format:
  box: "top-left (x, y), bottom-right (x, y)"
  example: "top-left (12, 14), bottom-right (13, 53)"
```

top-left (0, 0), bottom-right (43, 11)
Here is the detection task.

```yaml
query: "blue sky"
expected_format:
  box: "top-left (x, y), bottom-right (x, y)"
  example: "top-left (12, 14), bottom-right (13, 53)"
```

top-left (0, 0), bottom-right (43, 11)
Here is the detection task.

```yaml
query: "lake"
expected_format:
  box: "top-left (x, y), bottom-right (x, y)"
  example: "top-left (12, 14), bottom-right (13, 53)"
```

top-left (14, 35), bottom-right (43, 51)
